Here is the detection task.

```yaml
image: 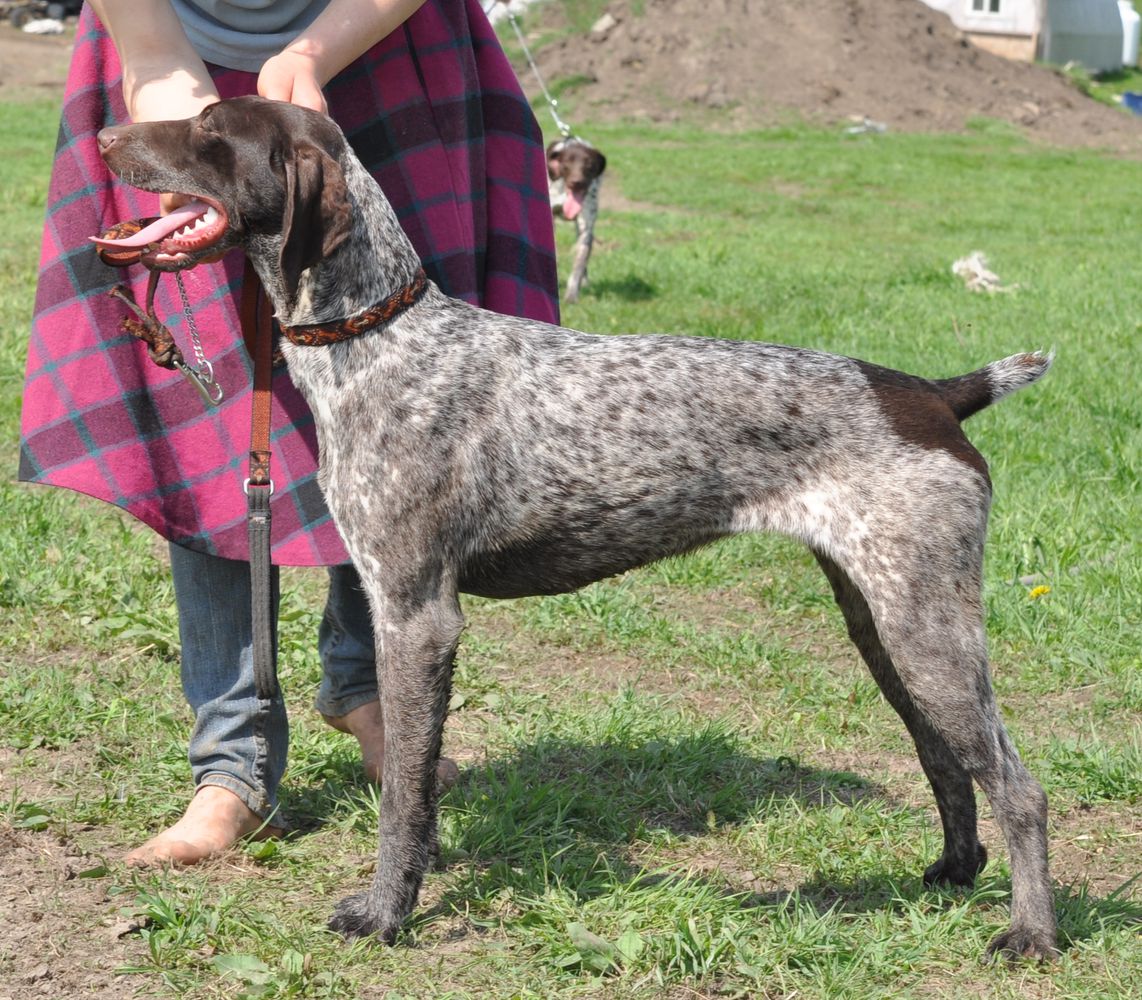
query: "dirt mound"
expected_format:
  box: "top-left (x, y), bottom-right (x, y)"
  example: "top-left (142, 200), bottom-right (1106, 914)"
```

top-left (529, 0), bottom-right (1142, 149)
top-left (5, 5), bottom-right (1138, 149)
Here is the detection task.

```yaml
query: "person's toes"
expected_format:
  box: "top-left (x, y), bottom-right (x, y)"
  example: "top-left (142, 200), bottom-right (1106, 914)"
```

top-left (124, 785), bottom-right (280, 867)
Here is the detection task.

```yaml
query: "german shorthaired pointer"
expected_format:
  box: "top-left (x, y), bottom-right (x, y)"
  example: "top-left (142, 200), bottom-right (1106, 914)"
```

top-left (94, 96), bottom-right (1057, 961)
top-left (547, 136), bottom-right (606, 303)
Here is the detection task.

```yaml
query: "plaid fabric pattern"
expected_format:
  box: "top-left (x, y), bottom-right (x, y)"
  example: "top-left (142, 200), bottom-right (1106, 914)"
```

top-left (19, 0), bottom-right (559, 566)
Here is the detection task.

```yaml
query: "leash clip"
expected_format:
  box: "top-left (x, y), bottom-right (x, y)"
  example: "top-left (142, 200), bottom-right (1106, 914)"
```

top-left (104, 250), bottom-right (226, 409)
top-left (175, 357), bottom-right (225, 407)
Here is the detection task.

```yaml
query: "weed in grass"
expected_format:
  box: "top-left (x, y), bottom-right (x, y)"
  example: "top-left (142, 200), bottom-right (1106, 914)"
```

top-left (6, 797), bottom-right (51, 830)
top-left (1056, 876), bottom-right (1142, 953)
top-left (115, 882), bottom-right (353, 997)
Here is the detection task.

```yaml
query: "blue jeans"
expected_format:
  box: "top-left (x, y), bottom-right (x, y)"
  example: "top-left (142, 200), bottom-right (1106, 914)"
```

top-left (169, 544), bottom-right (378, 821)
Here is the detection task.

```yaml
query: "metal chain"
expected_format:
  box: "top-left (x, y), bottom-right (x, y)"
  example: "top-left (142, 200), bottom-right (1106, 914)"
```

top-left (174, 271), bottom-right (224, 405)
top-left (503, 6), bottom-right (575, 138)
top-left (175, 271), bottom-right (210, 372)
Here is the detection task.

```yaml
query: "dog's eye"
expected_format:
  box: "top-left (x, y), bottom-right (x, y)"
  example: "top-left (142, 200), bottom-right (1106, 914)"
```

top-left (195, 109), bottom-right (222, 139)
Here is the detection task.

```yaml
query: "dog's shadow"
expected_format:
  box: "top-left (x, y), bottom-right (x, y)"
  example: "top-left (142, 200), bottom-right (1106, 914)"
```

top-left (287, 730), bottom-right (886, 914)
top-left (285, 725), bottom-right (875, 847)
top-left (283, 731), bottom-right (1142, 950)
top-left (427, 735), bottom-right (1142, 950)
top-left (576, 274), bottom-right (657, 303)
top-left (425, 734), bottom-right (873, 922)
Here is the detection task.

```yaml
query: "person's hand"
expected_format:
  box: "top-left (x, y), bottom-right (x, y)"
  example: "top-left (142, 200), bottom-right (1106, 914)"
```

top-left (88, 2), bottom-right (218, 124)
top-left (127, 71), bottom-right (218, 125)
top-left (257, 0), bottom-right (427, 116)
top-left (125, 72), bottom-right (221, 215)
top-left (258, 49), bottom-right (329, 114)
top-left (128, 84), bottom-right (217, 215)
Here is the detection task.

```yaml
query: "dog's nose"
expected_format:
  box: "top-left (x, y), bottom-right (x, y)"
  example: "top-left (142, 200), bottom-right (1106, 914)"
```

top-left (96, 126), bottom-right (125, 153)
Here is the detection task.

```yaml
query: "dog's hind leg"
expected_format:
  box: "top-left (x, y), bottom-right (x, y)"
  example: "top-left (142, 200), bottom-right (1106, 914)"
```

top-left (812, 542), bottom-right (1056, 961)
top-left (328, 568), bottom-right (463, 944)
top-left (814, 551), bottom-right (987, 886)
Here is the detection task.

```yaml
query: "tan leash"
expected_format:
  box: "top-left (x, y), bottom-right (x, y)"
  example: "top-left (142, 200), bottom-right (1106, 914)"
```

top-left (239, 260), bottom-right (278, 700)
top-left (98, 231), bottom-right (280, 700)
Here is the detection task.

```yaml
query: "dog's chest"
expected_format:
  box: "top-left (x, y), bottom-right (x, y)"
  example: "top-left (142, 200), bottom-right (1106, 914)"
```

top-left (549, 177), bottom-right (599, 223)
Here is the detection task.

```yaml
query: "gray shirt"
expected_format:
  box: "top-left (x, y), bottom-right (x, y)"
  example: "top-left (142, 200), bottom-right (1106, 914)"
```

top-left (170, 0), bottom-right (331, 72)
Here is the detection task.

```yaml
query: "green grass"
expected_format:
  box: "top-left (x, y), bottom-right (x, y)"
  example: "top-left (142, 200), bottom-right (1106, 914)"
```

top-left (1063, 49), bottom-right (1142, 109)
top-left (1, 84), bottom-right (1140, 1000)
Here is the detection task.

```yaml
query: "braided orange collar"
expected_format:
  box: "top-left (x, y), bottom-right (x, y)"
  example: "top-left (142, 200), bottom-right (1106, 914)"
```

top-left (280, 269), bottom-right (429, 346)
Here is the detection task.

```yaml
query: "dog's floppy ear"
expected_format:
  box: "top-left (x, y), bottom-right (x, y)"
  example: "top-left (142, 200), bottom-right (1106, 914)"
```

top-left (589, 149), bottom-right (607, 177)
top-left (279, 142), bottom-right (352, 299)
top-left (546, 139), bottom-right (565, 181)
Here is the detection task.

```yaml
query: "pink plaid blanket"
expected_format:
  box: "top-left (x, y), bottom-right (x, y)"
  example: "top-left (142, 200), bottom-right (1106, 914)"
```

top-left (19, 0), bottom-right (559, 565)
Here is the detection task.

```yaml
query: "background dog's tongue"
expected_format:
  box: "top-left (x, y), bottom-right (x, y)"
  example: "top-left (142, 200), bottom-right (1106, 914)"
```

top-left (90, 201), bottom-right (209, 248)
top-left (563, 189), bottom-right (584, 221)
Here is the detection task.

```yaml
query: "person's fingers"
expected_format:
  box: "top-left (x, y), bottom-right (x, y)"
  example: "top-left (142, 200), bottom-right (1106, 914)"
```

top-left (258, 74), bottom-right (292, 103)
top-left (160, 191), bottom-right (193, 216)
top-left (291, 78), bottom-right (328, 114)
top-left (258, 53), bottom-right (328, 114)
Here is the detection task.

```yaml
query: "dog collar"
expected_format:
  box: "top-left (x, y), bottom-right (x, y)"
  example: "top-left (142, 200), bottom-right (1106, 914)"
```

top-left (280, 268), bottom-right (429, 346)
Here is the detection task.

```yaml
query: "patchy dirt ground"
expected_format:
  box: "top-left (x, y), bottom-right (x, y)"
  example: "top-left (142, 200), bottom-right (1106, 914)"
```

top-left (531, 0), bottom-right (1142, 149)
top-left (0, 21), bottom-right (72, 97)
top-left (0, 834), bottom-right (144, 1000)
top-left (0, 747), bottom-right (150, 1000)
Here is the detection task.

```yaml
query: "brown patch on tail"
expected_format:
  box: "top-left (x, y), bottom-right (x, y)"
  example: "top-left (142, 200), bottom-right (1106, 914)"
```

top-left (935, 351), bottom-right (1054, 422)
top-left (856, 352), bottom-right (1052, 479)
top-left (854, 361), bottom-right (989, 478)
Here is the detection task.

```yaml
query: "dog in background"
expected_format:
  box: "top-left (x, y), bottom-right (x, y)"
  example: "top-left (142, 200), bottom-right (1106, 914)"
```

top-left (547, 136), bottom-right (606, 303)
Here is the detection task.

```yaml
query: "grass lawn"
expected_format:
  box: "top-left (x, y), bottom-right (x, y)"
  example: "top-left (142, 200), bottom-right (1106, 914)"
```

top-left (1, 85), bottom-right (1139, 999)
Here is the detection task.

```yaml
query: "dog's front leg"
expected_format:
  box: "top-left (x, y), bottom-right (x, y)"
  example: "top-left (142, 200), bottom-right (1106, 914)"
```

top-left (328, 576), bottom-right (463, 944)
top-left (565, 217), bottom-right (593, 303)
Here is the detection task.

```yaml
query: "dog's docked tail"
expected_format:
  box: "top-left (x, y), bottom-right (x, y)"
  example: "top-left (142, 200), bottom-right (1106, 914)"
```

top-left (935, 351), bottom-right (1053, 422)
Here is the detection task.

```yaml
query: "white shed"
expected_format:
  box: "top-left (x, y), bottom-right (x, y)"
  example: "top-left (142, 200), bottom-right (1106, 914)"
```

top-left (1041, 0), bottom-right (1126, 70)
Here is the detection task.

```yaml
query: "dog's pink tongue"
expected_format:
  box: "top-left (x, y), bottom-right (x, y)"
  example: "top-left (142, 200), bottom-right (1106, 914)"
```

top-left (89, 201), bottom-right (210, 248)
top-left (563, 189), bottom-right (583, 221)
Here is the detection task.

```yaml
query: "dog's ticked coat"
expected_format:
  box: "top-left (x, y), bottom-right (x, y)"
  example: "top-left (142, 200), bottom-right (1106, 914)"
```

top-left (94, 97), bottom-right (1057, 961)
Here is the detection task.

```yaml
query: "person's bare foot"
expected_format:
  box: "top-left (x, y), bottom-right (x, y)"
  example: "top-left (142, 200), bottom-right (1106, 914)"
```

top-left (124, 785), bottom-right (281, 867)
top-left (322, 699), bottom-right (460, 789)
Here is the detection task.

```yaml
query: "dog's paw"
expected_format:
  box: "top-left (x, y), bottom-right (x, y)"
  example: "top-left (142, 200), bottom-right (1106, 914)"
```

top-left (984, 925), bottom-right (1059, 963)
top-left (922, 843), bottom-right (988, 888)
top-left (328, 893), bottom-right (401, 944)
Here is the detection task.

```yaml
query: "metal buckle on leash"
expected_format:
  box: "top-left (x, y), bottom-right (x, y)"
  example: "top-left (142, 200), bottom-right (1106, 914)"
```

top-left (242, 477), bottom-right (275, 496)
top-left (175, 357), bottom-right (224, 407)
top-left (101, 236), bottom-right (226, 409)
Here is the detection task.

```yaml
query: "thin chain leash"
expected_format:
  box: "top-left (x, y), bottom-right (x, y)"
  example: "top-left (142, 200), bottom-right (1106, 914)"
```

top-left (501, 4), bottom-right (575, 139)
top-left (174, 270), bottom-right (225, 405)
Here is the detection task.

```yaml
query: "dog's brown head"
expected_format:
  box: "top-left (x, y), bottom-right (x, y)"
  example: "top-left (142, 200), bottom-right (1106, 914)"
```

top-left (546, 137), bottom-right (605, 221)
top-left (93, 96), bottom-right (353, 299)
